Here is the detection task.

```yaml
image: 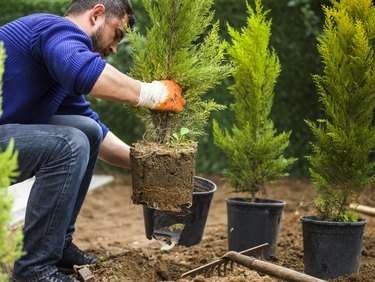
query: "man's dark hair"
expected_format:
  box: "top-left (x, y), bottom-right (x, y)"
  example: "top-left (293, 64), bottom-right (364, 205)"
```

top-left (65, 0), bottom-right (135, 28)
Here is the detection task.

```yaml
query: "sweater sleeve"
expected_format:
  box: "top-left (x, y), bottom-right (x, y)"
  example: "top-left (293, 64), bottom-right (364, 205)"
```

top-left (31, 19), bottom-right (106, 95)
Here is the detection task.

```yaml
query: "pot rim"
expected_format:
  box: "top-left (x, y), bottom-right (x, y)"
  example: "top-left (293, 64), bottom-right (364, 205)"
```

top-left (300, 215), bottom-right (367, 226)
top-left (193, 176), bottom-right (217, 194)
top-left (225, 197), bottom-right (285, 207)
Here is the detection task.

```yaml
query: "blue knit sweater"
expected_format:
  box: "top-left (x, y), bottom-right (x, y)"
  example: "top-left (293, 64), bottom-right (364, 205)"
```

top-left (0, 13), bottom-right (109, 138)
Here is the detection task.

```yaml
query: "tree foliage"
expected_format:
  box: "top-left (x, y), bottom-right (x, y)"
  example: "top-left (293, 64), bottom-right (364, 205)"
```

top-left (213, 0), bottom-right (296, 201)
top-left (0, 0), bottom-right (69, 25)
top-left (307, 0), bottom-right (375, 221)
top-left (0, 43), bottom-right (23, 281)
top-left (127, 0), bottom-right (231, 144)
top-left (0, 0), bottom-right (328, 176)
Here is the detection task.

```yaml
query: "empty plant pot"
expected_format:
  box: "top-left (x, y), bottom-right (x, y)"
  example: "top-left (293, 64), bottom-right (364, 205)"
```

top-left (143, 176), bottom-right (216, 247)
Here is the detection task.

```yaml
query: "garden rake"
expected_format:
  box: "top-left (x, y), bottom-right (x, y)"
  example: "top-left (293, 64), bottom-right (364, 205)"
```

top-left (181, 243), bottom-right (268, 278)
top-left (181, 243), bottom-right (326, 282)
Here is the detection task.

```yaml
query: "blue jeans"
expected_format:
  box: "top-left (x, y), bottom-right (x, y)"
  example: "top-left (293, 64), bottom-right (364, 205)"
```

top-left (0, 115), bottom-right (102, 281)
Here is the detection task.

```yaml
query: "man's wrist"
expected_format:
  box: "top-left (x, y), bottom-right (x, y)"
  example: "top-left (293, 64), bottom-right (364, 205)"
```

top-left (136, 81), bottom-right (167, 109)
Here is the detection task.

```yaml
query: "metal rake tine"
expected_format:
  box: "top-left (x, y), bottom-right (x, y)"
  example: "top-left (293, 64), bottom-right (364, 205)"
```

top-left (181, 258), bottom-right (225, 278)
top-left (223, 259), bottom-right (228, 275)
top-left (239, 243), bottom-right (269, 257)
top-left (207, 266), bottom-right (213, 278)
top-left (218, 260), bottom-right (226, 277)
top-left (204, 264), bottom-right (216, 278)
top-left (217, 263), bottom-right (221, 277)
top-left (211, 265), bottom-right (217, 277)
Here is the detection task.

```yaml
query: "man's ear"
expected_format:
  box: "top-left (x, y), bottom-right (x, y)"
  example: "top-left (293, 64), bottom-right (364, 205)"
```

top-left (89, 4), bottom-right (106, 25)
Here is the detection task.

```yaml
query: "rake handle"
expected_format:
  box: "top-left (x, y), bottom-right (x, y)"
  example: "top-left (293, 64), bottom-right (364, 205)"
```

top-left (224, 252), bottom-right (326, 282)
top-left (180, 243), bottom-right (269, 278)
top-left (350, 203), bottom-right (375, 216)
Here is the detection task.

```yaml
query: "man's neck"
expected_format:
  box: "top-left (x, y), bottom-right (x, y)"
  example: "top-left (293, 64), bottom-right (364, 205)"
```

top-left (65, 14), bottom-right (92, 36)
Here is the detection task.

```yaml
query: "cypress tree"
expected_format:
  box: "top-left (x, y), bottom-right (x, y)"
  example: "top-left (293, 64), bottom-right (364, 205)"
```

top-left (306, 0), bottom-right (375, 221)
top-left (127, 0), bottom-right (231, 212)
top-left (213, 0), bottom-right (296, 201)
top-left (127, 0), bottom-right (231, 144)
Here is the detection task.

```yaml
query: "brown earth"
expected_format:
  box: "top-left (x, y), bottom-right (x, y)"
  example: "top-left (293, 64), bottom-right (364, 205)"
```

top-left (73, 173), bottom-right (375, 282)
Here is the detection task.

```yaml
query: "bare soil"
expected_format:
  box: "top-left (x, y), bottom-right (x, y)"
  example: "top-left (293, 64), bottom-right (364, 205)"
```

top-left (73, 173), bottom-right (375, 282)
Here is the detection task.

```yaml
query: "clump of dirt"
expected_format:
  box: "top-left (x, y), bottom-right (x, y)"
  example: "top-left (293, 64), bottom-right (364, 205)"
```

top-left (130, 141), bottom-right (197, 212)
top-left (74, 173), bottom-right (375, 282)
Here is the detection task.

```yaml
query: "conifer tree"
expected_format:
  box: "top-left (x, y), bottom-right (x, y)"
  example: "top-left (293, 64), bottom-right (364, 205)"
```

top-left (213, 0), bottom-right (296, 201)
top-left (127, 0), bottom-right (231, 144)
top-left (0, 42), bottom-right (23, 281)
top-left (306, 0), bottom-right (375, 222)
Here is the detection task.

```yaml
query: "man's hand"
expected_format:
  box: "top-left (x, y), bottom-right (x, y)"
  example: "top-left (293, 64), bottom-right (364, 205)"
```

top-left (137, 80), bottom-right (186, 113)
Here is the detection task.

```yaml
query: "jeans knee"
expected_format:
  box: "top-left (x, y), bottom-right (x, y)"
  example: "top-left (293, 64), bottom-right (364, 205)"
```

top-left (78, 116), bottom-right (103, 145)
top-left (49, 115), bottom-right (103, 148)
top-left (68, 129), bottom-right (90, 162)
top-left (51, 127), bottom-right (90, 170)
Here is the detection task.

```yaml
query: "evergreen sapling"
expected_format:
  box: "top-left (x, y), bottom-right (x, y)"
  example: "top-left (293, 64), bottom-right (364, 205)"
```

top-left (213, 0), bottom-right (296, 202)
top-left (127, 0), bottom-right (231, 144)
top-left (306, 0), bottom-right (375, 222)
top-left (126, 0), bottom-right (231, 212)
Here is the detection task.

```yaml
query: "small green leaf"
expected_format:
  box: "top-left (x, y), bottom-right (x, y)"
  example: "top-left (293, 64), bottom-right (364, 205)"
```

top-left (160, 241), bottom-right (176, 252)
top-left (180, 128), bottom-right (189, 135)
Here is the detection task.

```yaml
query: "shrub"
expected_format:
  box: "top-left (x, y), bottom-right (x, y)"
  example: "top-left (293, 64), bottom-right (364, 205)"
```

top-left (213, 0), bottom-right (296, 201)
top-left (127, 0), bottom-right (231, 144)
top-left (306, 0), bottom-right (375, 221)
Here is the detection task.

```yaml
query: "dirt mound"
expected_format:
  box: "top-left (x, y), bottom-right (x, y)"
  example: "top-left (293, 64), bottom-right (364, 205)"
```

top-left (87, 249), bottom-right (185, 281)
top-left (87, 248), bottom-right (274, 282)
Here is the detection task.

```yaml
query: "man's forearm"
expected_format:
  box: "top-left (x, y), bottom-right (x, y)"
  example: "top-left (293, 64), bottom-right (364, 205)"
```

top-left (99, 131), bottom-right (131, 169)
top-left (90, 63), bottom-right (140, 104)
top-left (89, 64), bottom-right (185, 113)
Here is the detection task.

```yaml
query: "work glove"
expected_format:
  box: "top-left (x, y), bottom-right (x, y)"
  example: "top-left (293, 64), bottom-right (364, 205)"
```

top-left (137, 80), bottom-right (185, 113)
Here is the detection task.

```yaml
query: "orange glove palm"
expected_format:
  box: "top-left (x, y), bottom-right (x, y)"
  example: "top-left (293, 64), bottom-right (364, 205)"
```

top-left (137, 80), bottom-right (186, 113)
top-left (153, 80), bottom-right (185, 112)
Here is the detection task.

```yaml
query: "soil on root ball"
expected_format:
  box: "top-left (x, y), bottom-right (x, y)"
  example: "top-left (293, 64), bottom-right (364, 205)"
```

top-left (130, 141), bottom-right (197, 212)
top-left (73, 173), bottom-right (375, 282)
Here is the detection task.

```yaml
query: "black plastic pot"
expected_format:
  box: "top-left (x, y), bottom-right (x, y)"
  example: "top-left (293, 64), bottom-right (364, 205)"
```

top-left (300, 215), bottom-right (367, 280)
top-left (226, 198), bottom-right (285, 259)
top-left (143, 176), bottom-right (216, 247)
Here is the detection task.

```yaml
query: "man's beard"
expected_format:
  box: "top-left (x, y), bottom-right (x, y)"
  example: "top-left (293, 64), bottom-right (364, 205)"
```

top-left (91, 24), bottom-right (109, 57)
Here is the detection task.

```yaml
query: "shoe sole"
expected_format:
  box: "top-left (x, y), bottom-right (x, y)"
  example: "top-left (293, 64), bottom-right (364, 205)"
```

top-left (56, 265), bottom-right (75, 274)
top-left (57, 263), bottom-right (96, 275)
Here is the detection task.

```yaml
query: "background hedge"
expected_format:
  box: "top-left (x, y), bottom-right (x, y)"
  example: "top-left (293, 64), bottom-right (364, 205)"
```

top-left (0, 0), bottom-right (330, 177)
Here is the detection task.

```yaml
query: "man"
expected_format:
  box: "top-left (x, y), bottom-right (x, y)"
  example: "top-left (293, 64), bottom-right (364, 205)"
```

top-left (0, 0), bottom-right (185, 281)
